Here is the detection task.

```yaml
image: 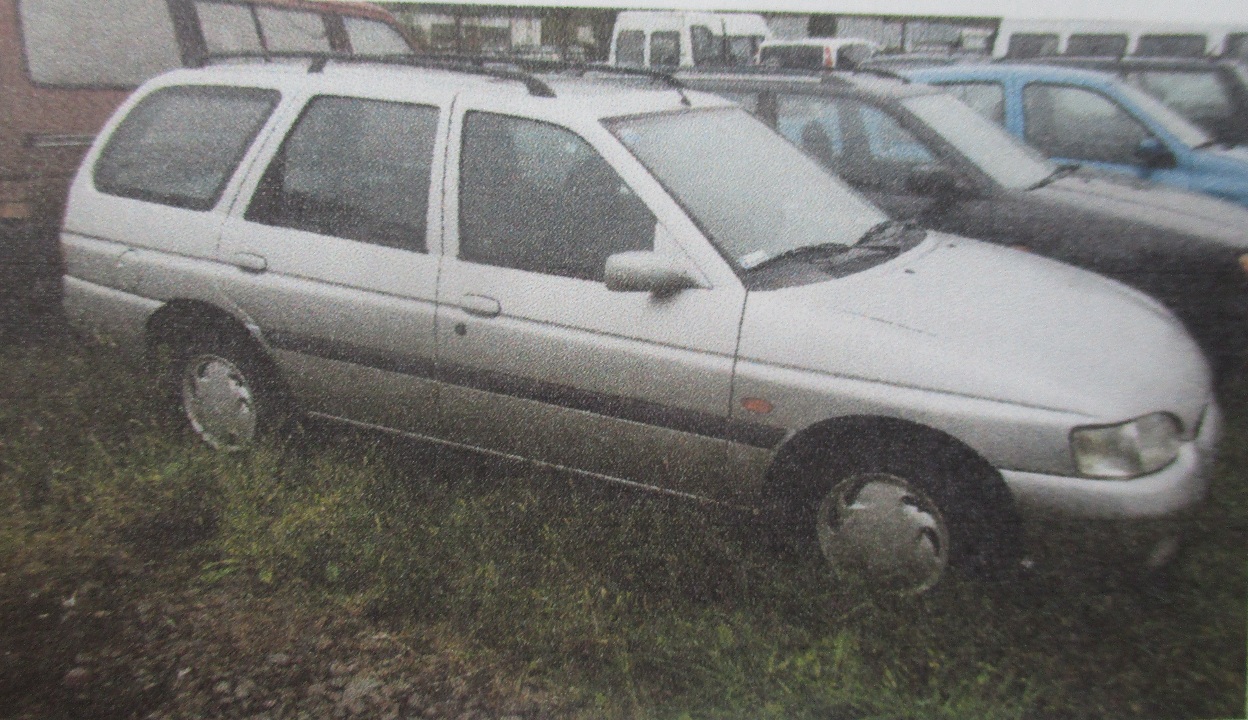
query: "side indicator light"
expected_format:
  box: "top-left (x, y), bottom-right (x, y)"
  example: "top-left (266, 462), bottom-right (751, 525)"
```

top-left (741, 397), bottom-right (773, 415)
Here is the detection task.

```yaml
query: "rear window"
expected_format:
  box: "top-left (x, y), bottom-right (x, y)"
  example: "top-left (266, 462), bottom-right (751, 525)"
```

top-left (19, 0), bottom-right (182, 87)
top-left (95, 86), bottom-right (280, 210)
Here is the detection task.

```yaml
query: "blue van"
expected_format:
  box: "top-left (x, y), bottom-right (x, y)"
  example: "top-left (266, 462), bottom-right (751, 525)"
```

top-left (908, 64), bottom-right (1248, 208)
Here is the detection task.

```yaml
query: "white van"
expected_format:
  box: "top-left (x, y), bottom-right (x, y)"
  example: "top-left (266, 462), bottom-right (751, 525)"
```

top-left (608, 10), bottom-right (772, 69)
top-left (992, 18), bottom-right (1248, 59)
top-left (757, 38), bottom-right (880, 70)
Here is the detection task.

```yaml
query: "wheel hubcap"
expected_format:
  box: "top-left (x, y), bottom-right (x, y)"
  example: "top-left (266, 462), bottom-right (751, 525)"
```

top-left (816, 473), bottom-right (950, 594)
top-left (182, 354), bottom-right (256, 450)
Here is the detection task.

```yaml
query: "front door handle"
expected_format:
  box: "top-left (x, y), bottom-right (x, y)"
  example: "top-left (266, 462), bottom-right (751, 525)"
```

top-left (231, 252), bottom-right (268, 273)
top-left (460, 293), bottom-right (501, 318)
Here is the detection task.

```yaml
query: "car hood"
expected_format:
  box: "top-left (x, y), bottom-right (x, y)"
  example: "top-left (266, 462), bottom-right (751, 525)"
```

top-left (739, 234), bottom-right (1210, 424)
top-left (1039, 174), bottom-right (1248, 249)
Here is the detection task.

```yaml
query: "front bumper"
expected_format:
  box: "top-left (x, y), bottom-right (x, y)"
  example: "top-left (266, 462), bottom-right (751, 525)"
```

top-left (998, 401), bottom-right (1221, 569)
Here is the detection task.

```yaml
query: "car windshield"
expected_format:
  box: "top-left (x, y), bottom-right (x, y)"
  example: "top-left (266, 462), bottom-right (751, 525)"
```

top-left (903, 94), bottom-right (1053, 190)
top-left (1115, 81), bottom-right (1212, 148)
top-left (604, 107), bottom-right (887, 272)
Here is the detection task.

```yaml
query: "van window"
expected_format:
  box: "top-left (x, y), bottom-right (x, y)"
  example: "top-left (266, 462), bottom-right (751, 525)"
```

top-left (617, 30), bottom-right (645, 66)
top-left (345, 17), bottom-right (412, 55)
top-left (247, 97), bottom-right (437, 251)
top-left (19, 0), bottom-right (182, 86)
top-left (691, 25), bottom-right (722, 66)
top-left (1006, 33), bottom-right (1058, 59)
top-left (1136, 34), bottom-right (1207, 58)
top-left (1065, 34), bottom-right (1128, 57)
top-left (650, 31), bottom-right (681, 67)
top-left (196, 2), bottom-right (265, 54)
top-left (95, 86), bottom-right (279, 210)
top-left (256, 7), bottom-right (332, 53)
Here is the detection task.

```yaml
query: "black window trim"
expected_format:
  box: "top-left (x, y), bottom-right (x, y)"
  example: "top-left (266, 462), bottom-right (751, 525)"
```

top-left (244, 93), bottom-right (440, 252)
top-left (94, 84), bottom-right (281, 211)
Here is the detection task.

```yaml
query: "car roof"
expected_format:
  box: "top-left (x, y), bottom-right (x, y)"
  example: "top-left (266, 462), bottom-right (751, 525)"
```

top-left (677, 68), bottom-right (942, 101)
top-left (145, 59), bottom-right (727, 120)
top-left (1025, 56), bottom-right (1240, 71)
top-left (907, 63), bottom-right (1122, 86)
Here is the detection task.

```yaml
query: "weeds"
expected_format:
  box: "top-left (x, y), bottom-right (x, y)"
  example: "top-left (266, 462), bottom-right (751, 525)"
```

top-left (1, 336), bottom-right (1244, 719)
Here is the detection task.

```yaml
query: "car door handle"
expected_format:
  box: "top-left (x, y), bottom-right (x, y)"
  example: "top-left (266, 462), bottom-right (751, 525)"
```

top-left (231, 252), bottom-right (268, 273)
top-left (459, 294), bottom-right (501, 318)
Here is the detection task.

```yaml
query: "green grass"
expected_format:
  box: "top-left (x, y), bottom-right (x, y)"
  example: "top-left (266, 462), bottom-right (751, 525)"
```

top-left (1, 335), bottom-right (1244, 719)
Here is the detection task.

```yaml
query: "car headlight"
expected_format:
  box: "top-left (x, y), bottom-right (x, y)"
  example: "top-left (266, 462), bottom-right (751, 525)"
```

top-left (1070, 413), bottom-right (1182, 479)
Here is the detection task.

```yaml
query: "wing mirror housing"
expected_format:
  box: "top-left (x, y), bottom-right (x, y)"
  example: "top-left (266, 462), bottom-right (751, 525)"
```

top-left (605, 251), bottom-right (703, 295)
top-left (1135, 138), bottom-right (1177, 170)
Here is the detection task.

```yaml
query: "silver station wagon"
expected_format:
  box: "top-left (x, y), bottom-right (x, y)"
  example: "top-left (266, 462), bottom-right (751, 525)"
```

top-left (61, 58), bottom-right (1221, 593)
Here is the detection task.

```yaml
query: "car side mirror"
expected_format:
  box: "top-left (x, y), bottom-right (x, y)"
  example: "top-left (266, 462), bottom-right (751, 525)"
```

top-left (604, 251), bottom-right (703, 295)
top-left (905, 166), bottom-right (964, 198)
top-left (1134, 138), bottom-right (1177, 170)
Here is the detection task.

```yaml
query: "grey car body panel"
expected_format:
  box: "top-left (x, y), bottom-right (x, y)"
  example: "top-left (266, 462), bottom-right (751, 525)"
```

top-left (60, 62), bottom-right (1219, 548)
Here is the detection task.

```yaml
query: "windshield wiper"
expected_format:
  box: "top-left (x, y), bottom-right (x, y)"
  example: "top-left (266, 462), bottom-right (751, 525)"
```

top-left (744, 242), bottom-right (853, 273)
top-left (855, 219), bottom-right (921, 248)
top-left (1027, 162), bottom-right (1081, 190)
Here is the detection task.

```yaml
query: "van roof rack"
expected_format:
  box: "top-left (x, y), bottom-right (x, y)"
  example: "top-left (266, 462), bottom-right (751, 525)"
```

top-left (194, 51), bottom-right (557, 98)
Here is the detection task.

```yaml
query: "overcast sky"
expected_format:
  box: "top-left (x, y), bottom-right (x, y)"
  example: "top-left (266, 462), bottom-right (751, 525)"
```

top-left (380, 0), bottom-right (1247, 25)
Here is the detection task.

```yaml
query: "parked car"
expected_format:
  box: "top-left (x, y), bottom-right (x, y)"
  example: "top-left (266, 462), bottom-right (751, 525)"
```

top-left (906, 64), bottom-right (1248, 209)
top-left (62, 57), bottom-right (1219, 593)
top-left (757, 38), bottom-right (880, 70)
top-left (1024, 57), bottom-right (1248, 148)
top-left (680, 70), bottom-right (1248, 365)
top-left (0, 0), bottom-right (413, 324)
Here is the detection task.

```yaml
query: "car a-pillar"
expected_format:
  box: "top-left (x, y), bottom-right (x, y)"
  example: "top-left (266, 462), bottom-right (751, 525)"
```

top-left (762, 415), bottom-right (1023, 593)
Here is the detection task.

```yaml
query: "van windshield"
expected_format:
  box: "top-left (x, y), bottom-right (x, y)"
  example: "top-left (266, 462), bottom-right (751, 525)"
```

top-left (606, 108), bottom-right (887, 273)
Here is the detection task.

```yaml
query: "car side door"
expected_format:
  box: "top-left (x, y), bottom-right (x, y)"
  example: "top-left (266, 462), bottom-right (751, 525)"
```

top-left (433, 102), bottom-right (751, 502)
top-left (1017, 81), bottom-right (1169, 179)
top-left (216, 88), bottom-right (450, 436)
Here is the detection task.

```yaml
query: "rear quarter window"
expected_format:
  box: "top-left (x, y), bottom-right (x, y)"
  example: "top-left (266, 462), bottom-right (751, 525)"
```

top-left (94, 86), bottom-right (280, 210)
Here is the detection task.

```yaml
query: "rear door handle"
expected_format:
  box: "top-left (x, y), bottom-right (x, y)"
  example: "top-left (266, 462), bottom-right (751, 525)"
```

top-left (231, 252), bottom-right (268, 273)
top-left (460, 293), bottom-right (501, 318)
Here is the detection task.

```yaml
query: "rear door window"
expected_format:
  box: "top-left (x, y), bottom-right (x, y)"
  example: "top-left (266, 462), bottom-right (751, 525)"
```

top-left (246, 97), bottom-right (439, 252)
top-left (94, 86), bottom-right (279, 210)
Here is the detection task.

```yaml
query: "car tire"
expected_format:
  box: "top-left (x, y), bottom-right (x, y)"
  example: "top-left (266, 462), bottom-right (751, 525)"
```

top-left (172, 334), bottom-right (279, 451)
top-left (793, 435), bottom-right (1020, 594)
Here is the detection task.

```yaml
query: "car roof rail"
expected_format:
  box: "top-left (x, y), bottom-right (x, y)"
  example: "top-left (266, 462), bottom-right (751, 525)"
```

top-left (505, 58), bottom-right (692, 106)
top-left (193, 51), bottom-right (557, 99)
